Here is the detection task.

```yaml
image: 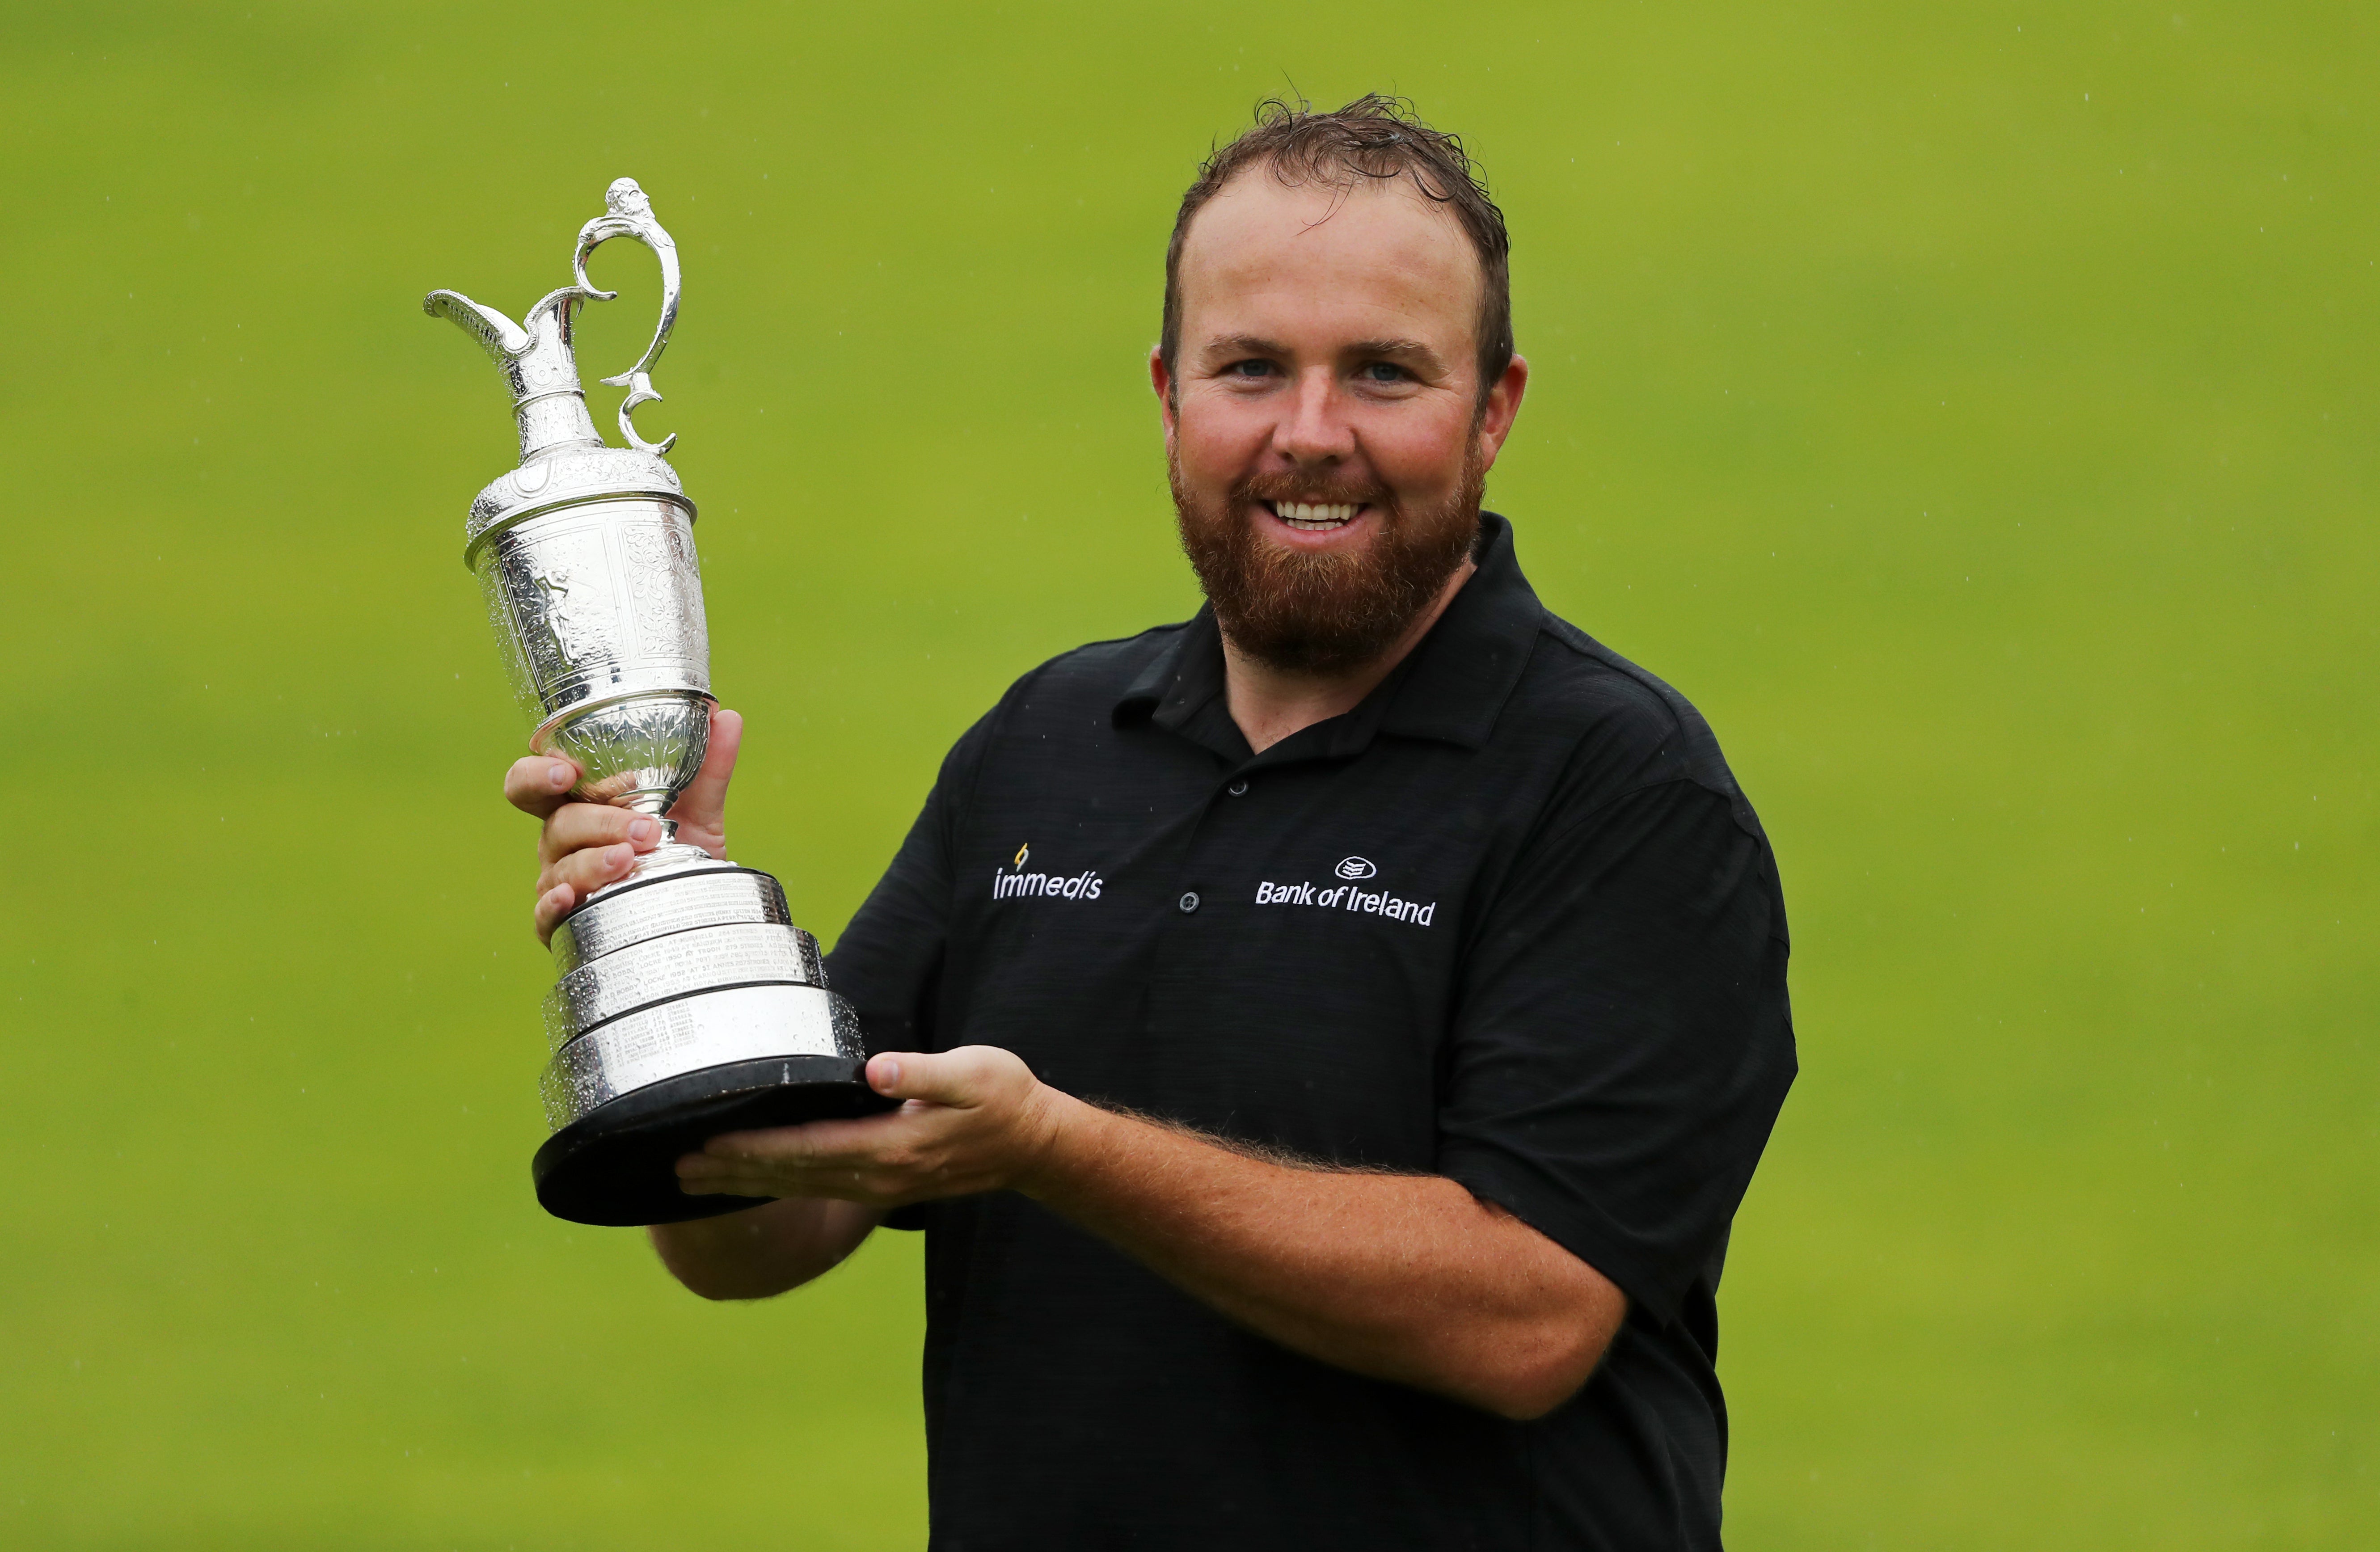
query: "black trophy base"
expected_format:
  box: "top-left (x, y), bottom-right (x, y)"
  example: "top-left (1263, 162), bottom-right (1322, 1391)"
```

top-left (531, 1053), bottom-right (896, 1226)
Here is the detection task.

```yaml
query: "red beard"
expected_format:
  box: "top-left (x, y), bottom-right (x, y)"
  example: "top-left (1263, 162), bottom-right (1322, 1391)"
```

top-left (1170, 444), bottom-right (1485, 675)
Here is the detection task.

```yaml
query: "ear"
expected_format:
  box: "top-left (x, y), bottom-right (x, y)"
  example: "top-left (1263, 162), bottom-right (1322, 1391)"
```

top-left (1473, 354), bottom-right (1530, 472)
top-left (1149, 346), bottom-right (1178, 443)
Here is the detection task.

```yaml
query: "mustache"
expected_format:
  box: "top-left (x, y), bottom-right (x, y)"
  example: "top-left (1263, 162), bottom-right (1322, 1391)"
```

top-left (1234, 471), bottom-right (1396, 511)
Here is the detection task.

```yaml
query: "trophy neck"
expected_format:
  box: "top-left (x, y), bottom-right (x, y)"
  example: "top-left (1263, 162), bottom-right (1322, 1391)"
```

top-left (515, 392), bottom-right (603, 463)
top-left (510, 290), bottom-right (605, 462)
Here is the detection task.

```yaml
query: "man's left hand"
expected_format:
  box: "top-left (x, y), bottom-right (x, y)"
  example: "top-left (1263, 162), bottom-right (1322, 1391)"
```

top-left (677, 1046), bottom-right (1064, 1208)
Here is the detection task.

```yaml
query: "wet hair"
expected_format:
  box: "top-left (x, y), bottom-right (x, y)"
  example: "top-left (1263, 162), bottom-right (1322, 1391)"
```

top-left (1161, 94), bottom-right (1514, 409)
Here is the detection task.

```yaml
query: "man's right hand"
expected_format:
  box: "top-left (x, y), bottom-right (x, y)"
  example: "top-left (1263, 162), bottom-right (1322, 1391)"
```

top-left (502, 706), bottom-right (744, 945)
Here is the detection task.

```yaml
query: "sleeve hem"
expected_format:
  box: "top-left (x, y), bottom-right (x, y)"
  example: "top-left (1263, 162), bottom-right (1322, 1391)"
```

top-left (1439, 1151), bottom-right (1686, 1328)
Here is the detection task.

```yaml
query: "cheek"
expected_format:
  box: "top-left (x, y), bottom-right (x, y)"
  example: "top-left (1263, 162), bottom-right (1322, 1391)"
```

top-left (1365, 409), bottom-right (1477, 497)
top-left (1174, 397), bottom-right (1271, 481)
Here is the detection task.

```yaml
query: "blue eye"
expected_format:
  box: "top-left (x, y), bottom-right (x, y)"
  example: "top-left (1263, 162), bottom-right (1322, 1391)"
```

top-left (1361, 362), bottom-right (1409, 383)
top-left (1228, 359), bottom-right (1274, 378)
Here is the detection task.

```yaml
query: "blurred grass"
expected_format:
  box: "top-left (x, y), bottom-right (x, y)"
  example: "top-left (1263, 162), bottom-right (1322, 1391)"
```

top-left (1, 1), bottom-right (2373, 1546)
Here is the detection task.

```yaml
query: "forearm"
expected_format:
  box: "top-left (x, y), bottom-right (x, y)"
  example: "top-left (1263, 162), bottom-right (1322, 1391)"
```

top-left (671, 1048), bottom-right (1623, 1413)
top-left (647, 1197), bottom-right (882, 1300)
top-left (1017, 1093), bottom-right (1623, 1419)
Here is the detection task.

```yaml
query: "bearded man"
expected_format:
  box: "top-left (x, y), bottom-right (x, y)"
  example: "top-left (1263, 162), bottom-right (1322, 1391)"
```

top-left (506, 97), bottom-right (1796, 1551)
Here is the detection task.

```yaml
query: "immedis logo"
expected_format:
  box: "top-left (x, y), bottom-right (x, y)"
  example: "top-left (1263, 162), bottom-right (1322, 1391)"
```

top-left (992, 841), bottom-right (1103, 902)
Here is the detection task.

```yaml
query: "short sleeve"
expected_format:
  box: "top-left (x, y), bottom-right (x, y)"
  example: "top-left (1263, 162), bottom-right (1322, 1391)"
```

top-left (823, 707), bottom-right (1001, 1046)
top-left (823, 710), bottom-right (999, 1231)
top-left (1435, 777), bottom-right (1795, 1325)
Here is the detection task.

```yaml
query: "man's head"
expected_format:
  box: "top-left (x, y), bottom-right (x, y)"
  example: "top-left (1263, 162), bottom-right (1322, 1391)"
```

top-left (1154, 96), bottom-right (1528, 676)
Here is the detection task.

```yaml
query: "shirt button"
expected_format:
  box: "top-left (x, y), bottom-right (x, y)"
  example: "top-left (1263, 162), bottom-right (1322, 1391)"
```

top-left (1178, 891), bottom-right (1201, 914)
top-left (1227, 779), bottom-right (1249, 797)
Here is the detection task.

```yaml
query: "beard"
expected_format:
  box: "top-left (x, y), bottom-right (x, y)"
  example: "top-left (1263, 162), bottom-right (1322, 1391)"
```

top-left (1169, 443), bottom-right (1486, 676)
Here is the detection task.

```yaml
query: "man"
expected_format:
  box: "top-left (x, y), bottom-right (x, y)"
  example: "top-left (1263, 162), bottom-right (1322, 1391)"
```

top-left (508, 97), bottom-right (1794, 1550)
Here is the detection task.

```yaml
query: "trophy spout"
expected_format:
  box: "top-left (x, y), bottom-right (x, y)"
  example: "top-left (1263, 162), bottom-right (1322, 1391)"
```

top-left (425, 285), bottom-right (607, 463)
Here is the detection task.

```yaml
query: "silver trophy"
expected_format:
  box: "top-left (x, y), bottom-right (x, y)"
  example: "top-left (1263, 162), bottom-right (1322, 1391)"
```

top-left (428, 177), bottom-right (886, 1226)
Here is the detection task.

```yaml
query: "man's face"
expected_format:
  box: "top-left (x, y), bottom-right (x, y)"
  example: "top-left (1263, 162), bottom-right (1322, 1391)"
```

top-left (1155, 170), bottom-right (1527, 674)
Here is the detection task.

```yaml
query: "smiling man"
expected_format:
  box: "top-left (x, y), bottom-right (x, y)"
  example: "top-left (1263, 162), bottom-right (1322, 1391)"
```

top-left (508, 97), bottom-right (1795, 1550)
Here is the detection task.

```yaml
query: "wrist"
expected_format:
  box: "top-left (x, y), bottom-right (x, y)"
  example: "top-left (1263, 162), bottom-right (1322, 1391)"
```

top-left (1008, 1082), bottom-right (1094, 1201)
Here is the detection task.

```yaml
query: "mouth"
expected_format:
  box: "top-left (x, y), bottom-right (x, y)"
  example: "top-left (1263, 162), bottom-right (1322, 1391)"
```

top-left (1262, 499), bottom-right (1365, 533)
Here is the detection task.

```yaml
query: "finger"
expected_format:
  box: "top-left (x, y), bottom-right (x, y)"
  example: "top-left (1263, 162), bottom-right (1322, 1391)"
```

top-left (675, 1143), bottom-right (822, 1193)
top-left (547, 842), bottom-right (639, 900)
top-left (671, 1152), bottom-right (771, 1190)
top-left (679, 1175), bottom-right (806, 1199)
top-left (504, 755), bottom-right (582, 818)
top-left (676, 1173), bottom-right (869, 1202)
top-left (694, 1110), bottom-right (931, 1179)
top-left (538, 803), bottom-right (661, 867)
top-left (533, 883), bottom-right (575, 946)
top-left (675, 1158), bottom-right (879, 1202)
top-left (667, 708), bottom-right (742, 835)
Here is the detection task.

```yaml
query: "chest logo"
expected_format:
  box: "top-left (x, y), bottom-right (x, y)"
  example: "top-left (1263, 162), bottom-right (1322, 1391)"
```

top-left (992, 841), bottom-right (1103, 903)
top-left (1257, 861), bottom-right (1435, 927)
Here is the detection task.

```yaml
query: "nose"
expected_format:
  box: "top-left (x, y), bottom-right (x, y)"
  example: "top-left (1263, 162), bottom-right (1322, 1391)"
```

top-left (1271, 365), bottom-right (1356, 468)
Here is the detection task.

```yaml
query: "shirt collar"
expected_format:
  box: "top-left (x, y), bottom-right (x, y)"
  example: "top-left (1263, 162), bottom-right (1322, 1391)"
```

top-left (1113, 511), bottom-right (1542, 762)
top-left (1375, 511), bottom-right (1541, 749)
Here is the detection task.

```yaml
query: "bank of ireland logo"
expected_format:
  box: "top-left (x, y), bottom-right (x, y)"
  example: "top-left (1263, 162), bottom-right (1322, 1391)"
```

top-left (1256, 855), bottom-right (1433, 925)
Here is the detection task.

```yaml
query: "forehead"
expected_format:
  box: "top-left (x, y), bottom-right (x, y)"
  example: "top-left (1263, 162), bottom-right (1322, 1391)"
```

top-left (1176, 171), bottom-right (1482, 351)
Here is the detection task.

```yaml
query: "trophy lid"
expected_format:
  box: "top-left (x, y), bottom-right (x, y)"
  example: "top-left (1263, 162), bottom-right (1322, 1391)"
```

top-left (427, 178), bottom-right (695, 565)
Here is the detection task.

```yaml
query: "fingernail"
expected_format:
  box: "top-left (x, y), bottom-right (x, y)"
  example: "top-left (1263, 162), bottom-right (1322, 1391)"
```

top-left (874, 1057), bottom-right (902, 1091)
top-left (607, 843), bottom-right (634, 870)
top-left (549, 762), bottom-right (573, 788)
top-left (628, 818), bottom-right (660, 845)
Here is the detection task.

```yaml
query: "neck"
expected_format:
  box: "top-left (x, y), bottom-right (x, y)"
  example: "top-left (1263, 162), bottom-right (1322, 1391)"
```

top-left (1221, 559), bottom-right (1477, 755)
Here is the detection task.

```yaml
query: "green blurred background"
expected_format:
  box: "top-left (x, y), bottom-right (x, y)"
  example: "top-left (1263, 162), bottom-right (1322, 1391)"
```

top-left (3, 1), bottom-right (2371, 1545)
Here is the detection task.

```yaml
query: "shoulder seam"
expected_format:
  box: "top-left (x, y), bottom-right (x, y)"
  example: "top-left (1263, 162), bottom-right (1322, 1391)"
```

top-left (1540, 771), bottom-right (1733, 847)
top-left (1528, 616), bottom-right (1692, 741)
top-left (1044, 616), bottom-right (1198, 668)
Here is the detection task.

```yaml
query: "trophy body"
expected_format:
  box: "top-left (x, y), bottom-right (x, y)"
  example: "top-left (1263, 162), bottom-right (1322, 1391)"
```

top-left (430, 179), bottom-right (887, 1227)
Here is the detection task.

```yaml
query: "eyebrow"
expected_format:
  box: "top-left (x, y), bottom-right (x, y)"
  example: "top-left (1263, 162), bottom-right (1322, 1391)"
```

top-left (1199, 333), bottom-right (1291, 362)
top-left (1346, 337), bottom-right (1448, 373)
top-left (1198, 333), bottom-right (1452, 375)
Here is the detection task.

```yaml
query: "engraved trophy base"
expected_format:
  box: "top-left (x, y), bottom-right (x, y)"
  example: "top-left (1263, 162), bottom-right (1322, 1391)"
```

top-left (532, 856), bottom-right (894, 1227)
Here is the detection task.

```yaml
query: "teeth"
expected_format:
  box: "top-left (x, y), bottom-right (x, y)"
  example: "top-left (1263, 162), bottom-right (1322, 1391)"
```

top-left (1274, 501), bottom-right (1359, 529)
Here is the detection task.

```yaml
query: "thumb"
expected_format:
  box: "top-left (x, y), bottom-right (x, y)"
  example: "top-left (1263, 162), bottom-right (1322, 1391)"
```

top-left (868, 1047), bottom-right (1006, 1108)
top-left (670, 706), bottom-right (743, 832)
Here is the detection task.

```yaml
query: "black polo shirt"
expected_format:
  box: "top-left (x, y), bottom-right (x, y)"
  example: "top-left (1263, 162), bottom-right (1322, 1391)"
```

top-left (825, 514), bottom-right (1795, 1552)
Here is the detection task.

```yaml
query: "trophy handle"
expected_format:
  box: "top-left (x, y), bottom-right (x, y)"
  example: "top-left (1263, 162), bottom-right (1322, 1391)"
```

top-left (574, 177), bottom-right (682, 456)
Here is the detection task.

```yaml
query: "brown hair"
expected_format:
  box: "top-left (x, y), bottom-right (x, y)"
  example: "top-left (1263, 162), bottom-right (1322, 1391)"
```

top-left (1161, 95), bottom-right (1513, 409)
